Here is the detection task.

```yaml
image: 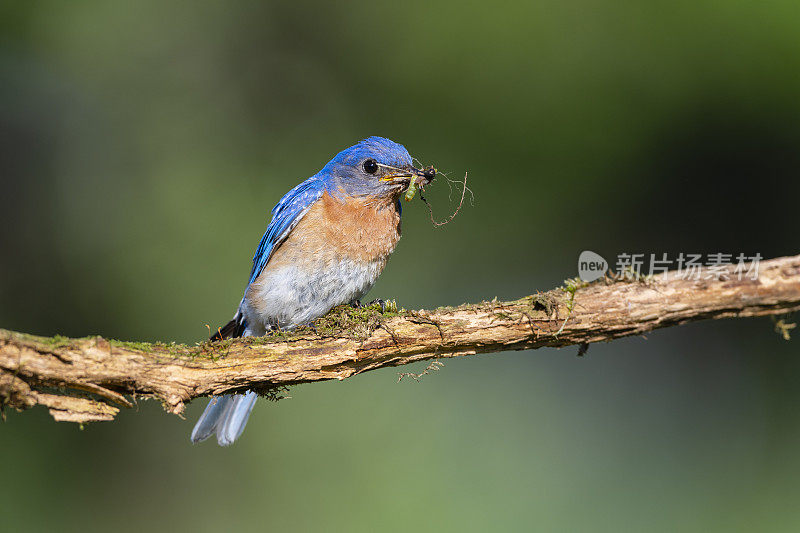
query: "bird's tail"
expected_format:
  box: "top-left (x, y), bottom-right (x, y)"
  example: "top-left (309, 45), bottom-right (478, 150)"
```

top-left (209, 312), bottom-right (246, 341)
top-left (191, 309), bottom-right (256, 446)
top-left (190, 391), bottom-right (258, 446)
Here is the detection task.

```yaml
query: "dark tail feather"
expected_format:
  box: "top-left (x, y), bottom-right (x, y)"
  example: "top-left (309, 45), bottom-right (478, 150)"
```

top-left (210, 315), bottom-right (246, 341)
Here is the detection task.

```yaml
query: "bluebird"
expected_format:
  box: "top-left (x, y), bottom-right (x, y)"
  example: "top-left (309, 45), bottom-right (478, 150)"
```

top-left (191, 136), bottom-right (435, 446)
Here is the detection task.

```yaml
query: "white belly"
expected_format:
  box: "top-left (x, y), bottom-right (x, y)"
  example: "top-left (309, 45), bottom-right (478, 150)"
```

top-left (241, 255), bottom-right (385, 334)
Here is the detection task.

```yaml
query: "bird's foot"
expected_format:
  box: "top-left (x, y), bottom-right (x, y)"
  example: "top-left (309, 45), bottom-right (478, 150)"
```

top-left (368, 298), bottom-right (387, 312)
top-left (349, 299), bottom-right (397, 313)
top-left (370, 299), bottom-right (399, 313)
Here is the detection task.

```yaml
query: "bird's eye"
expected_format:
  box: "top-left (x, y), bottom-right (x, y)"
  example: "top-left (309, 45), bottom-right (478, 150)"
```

top-left (362, 159), bottom-right (378, 174)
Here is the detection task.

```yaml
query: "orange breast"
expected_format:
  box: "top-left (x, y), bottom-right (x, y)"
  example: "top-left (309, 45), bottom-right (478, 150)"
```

top-left (290, 191), bottom-right (402, 263)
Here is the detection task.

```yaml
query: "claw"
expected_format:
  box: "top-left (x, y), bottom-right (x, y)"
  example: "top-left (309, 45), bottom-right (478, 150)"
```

top-left (368, 298), bottom-right (386, 312)
top-left (351, 299), bottom-right (397, 312)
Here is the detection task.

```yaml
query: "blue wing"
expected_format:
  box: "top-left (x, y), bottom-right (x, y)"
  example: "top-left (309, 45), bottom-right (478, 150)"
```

top-left (247, 176), bottom-right (326, 284)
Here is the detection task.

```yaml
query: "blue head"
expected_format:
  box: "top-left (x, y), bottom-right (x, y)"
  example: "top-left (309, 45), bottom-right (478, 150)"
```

top-left (317, 136), bottom-right (434, 200)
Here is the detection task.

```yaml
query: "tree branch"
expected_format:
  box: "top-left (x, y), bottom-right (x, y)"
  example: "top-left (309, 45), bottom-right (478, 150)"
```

top-left (2, 254), bottom-right (798, 424)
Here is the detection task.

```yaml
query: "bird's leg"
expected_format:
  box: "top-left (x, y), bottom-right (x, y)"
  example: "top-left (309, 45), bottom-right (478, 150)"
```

top-left (368, 299), bottom-right (390, 312)
top-left (350, 299), bottom-right (396, 313)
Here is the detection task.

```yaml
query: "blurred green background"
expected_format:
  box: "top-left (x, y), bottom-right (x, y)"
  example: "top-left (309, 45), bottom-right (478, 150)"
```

top-left (1, 1), bottom-right (799, 531)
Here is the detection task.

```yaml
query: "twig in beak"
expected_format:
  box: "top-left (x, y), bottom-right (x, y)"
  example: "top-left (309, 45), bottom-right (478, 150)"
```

top-left (420, 172), bottom-right (472, 227)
